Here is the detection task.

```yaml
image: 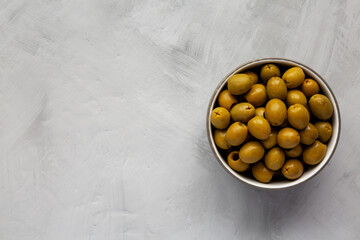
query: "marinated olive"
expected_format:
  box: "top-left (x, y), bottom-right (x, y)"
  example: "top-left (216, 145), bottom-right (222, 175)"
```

top-left (265, 147), bottom-right (285, 171)
top-left (218, 89), bottom-right (238, 110)
top-left (260, 64), bottom-right (281, 83)
top-left (314, 122), bottom-right (332, 143)
top-left (261, 129), bottom-right (277, 149)
top-left (211, 107), bottom-right (230, 129)
top-left (225, 122), bottom-right (248, 146)
top-left (247, 116), bottom-right (271, 140)
top-left (300, 123), bottom-right (318, 145)
top-left (245, 84), bottom-right (267, 107)
top-left (301, 79), bottom-right (320, 98)
top-left (213, 129), bottom-right (231, 150)
top-left (227, 74), bottom-right (253, 95)
top-left (277, 127), bottom-right (300, 149)
top-left (265, 99), bottom-right (287, 126)
top-left (282, 159), bottom-right (304, 180)
top-left (285, 144), bottom-right (303, 158)
top-left (309, 94), bottom-right (333, 120)
top-left (286, 90), bottom-right (307, 107)
top-left (230, 102), bottom-right (255, 123)
top-left (267, 77), bottom-right (287, 100)
top-left (227, 151), bottom-right (249, 172)
top-left (288, 104), bottom-right (310, 130)
top-left (255, 107), bottom-right (265, 117)
top-left (244, 71), bottom-right (259, 84)
top-left (252, 162), bottom-right (274, 183)
top-left (303, 140), bottom-right (327, 165)
top-left (239, 141), bottom-right (265, 164)
top-left (282, 67), bottom-right (305, 88)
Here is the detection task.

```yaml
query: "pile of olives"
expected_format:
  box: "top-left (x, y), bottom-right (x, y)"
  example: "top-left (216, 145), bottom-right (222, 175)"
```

top-left (210, 64), bottom-right (333, 183)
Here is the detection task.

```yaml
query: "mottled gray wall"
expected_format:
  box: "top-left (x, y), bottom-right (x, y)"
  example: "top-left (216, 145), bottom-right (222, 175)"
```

top-left (0, 0), bottom-right (359, 239)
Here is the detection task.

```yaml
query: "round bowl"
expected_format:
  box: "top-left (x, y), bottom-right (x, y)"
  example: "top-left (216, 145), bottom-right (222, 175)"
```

top-left (207, 58), bottom-right (341, 189)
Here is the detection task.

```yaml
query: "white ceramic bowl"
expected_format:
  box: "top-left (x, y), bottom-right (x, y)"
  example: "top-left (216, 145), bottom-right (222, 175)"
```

top-left (207, 58), bottom-right (341, 189)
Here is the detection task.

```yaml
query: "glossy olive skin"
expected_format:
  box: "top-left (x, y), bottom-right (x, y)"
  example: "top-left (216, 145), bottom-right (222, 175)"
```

top-left (245, 84), bottom-right (267, 107)
top-left (282, 159), bottom-right (304, 180)
top-left (282, 67), bottom-right (305, 88)
top-left (225, 122), bottom-right (248, 146)
top-left (252, 162), bottom-right (274, 183)
top-left (285, 144), bottom-right (303, 158)
top-left (227, 74), bottom-right (253, 95)
top-left (301, 79), bottom-right (320, 98)
top-left (277, 127), bottom-right (300, 149)
top-left (244, 71), bottom-right (258, 84)
top-left (303, 140), bottom-right (327, 165)
top-left (288, 104), bottom-right (310, 130)
top-left (265, 147), bottom-right (285, 171)
top-left (267, 77), bottom-right (287, 100)
top-left (265, 99), bottom-right (287, 126)
top-left (227, 151), bottom-right (249, 172)
top-left (255, 107), bottom-right (265, 117)
top-left (260, 64), bottom-right (281, 83)
top-left (309, 94), bottom-right (333, 120)
top-left (300, 123), bottom-right (318, 145)
top-left (211, 107), bottom-right (230, 129)
top-left (230, 103), bottom-right (255, 123)
top-left (286, 90), bottom-right (307, 107)
top-left (218, 90), bottom-right (238, 110)
top-left (239, 141), bottom-right (265, 164)
top-left (247, 116), bottom-right (271, 140)
top-left (213, 129), bottom-right (231, 150)
top-left (314, 122), bottom-right (332, 143)
top-left (261, 129), bottom-right (277, 149)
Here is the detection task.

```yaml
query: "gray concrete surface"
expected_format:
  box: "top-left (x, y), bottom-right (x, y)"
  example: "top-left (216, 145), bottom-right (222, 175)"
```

top-left (0, 0), bottom-right (359, 239)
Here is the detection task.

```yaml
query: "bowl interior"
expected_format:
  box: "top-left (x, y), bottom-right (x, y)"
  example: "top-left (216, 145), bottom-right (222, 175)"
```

top-left (207, 58), bottom-right (340, 189)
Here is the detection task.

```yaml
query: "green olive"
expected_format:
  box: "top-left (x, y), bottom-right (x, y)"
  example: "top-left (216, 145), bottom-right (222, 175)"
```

top-left (264, 147), bottom-right (285, 171)
top-left (218, 89), bottom-right (238, 110)
top-left (288, 104), bottom-right (310, 130)
top-left (252, 162), bottom-right (274, 183)
top-left (239, 141), bottom-right (265, 164)
top-left (247, 116), bottom-right (271, 140)
top-left (230, 102), bottom-right (255, 123)
top-left (309, 94), bottom-right (333, 120)
top-left (260, 64), bottom-right (281, 83)
top-left (282, 67), bottom-right (305, 89)
top-left (303, 140), bottom-right (327, 165)
top-left (285, 144), bottom-right (303, 158)
top-left (300, 123), bottom-right (318, 145)
top-left (225, 122), bottom-right (248, 146)
top-left (314, 122), bottom-right (332, 143)
top-left (227, 74), bottom-right (253, 95)
top-left (265, 99), bottom-right (287, 126)
top-left (213, 129), bottom-right (231, 150)
top-left (301, 79), bottom-right (320, 98)
top-left (277, 127), bottom-right (300, 149)
top-left (266, 77), bottom-right (287, 100)
top-left (261, 129), bottom-right (277, 149)
top-left (286, 90), bottom-right (307, 107)
top-left (245, 84), bottom-right (267, 107)
top-left (244, 71), bottom-right (258, 84)
top-left (227, 151), bottom-right (249, 172)
top-left (211, 107), bottom-right (230, 129)
top-left (255, 107), bottom-right (265, 117)
top-left (282, 159), bottom-right (304, 180)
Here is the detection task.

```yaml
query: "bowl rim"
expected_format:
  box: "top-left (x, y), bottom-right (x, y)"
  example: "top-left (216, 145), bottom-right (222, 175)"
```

top-left (206, 57), bottom-right (341, 190)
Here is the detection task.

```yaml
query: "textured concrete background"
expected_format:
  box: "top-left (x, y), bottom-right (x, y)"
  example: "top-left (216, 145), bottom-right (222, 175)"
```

top-left (0, 0), bottom-right (359, 239)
